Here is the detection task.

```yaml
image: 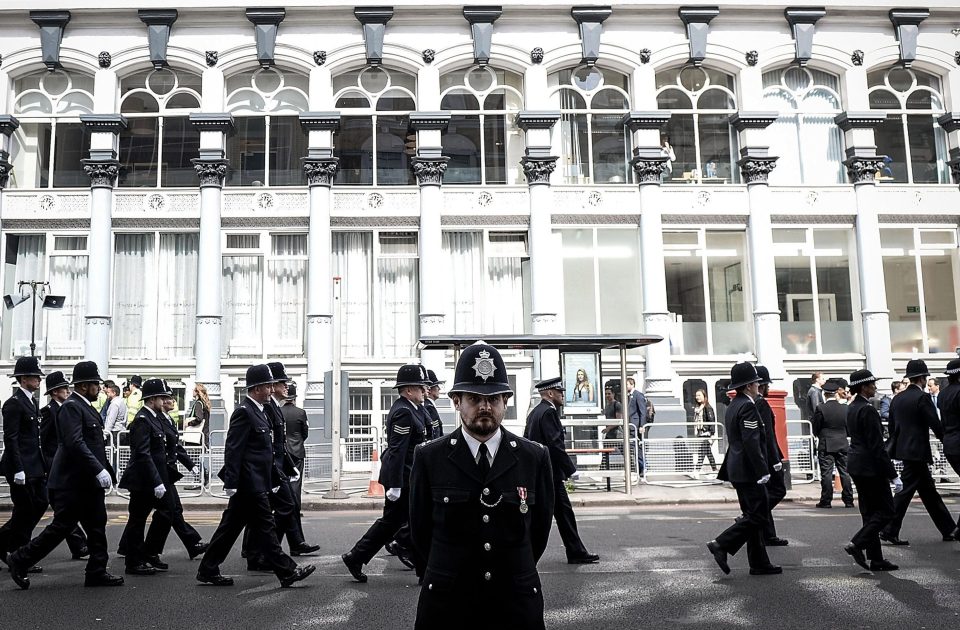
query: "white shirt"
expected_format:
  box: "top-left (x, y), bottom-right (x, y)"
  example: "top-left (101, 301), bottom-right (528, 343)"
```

top-left (462, 427), bottom-right (502, 467)
top-left (245, 395), bottom-right (265, 412)
top-left (103, 396), bottom-right (128, 432)
top-left (19, 387), bottom-right (36, 405)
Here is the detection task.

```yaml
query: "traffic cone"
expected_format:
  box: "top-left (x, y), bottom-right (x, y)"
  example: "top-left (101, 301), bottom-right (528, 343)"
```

top-left (834, 470), bottom-right (842, 492)
top-left (364, 448), bottom-right (385, 498)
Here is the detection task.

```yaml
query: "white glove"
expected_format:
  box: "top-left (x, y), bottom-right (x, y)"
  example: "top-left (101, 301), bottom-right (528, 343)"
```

top-left (892, 477), bottom-right (904, 493)
top-left (773, 462), bottom-right (783, 472)
top-left (569, 472), bottom-right (580, 481)
top-left (96, 469), bottom-right (112, 489)
top-left (386, 487), bottom-right (402, 502)
top-left (290, 469), bottom-right (301, 483)
top-left (271, 486), bottom-right (280, 494)
top-left (13, 471), bottom-right (26, 485)
top-left (190, 467), bottom-right (198, 475)
top-left (224, 488), bottom-right (237, 498)
top-left (757, 474), bottom-right (771, 485)
top-left (153, 484), bottom-right (167, 499)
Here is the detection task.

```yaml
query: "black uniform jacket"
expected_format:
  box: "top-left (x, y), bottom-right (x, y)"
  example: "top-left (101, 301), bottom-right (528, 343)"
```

top-left (846, 394), bottom-right (897, 479)
top-left (267, 399), bottom-right (298, 483)
top-left (282, 402), bottom-right (309, 463)
top-left (812, 399), bottom-right (850, 453)
top-left (379, 396), bottom-right (428, 489)
top-left (717, 393), bottom-right (768, 484)
top-left (47, 392), bottom-right (114, 492)
top-left (162, 413), bottom-right (194, 484)
top-left (218, 399), bottom-right (274, 494)
top-left (39, 400), bottom-right (61, 472)
top-left (409, 427), bottom-right (555, 623)
top-left (888, 384), bottom-right (942, 463)
top-left (756, 395), bottom-right (783, 470)
top-left (937, 382), bottom-right (960, 457)
top-left (424, 398), bottom-right (444, 439)
top-left (119, 408), bottom-right (170, 491)
top-left (1, 389), bottom-right (45, 482)
top-left (524, 399), bottom-right (577, 481)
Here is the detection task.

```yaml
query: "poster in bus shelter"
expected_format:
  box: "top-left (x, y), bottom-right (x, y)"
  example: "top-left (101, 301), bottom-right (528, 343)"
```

top-left (562, 352), bottom-right (601, 412)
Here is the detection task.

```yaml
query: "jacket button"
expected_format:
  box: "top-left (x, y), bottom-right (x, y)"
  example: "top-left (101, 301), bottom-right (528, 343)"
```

top-left (483, 543), bottom-right (491, 551)
top-left (443, 497), bottom-right (449, 503)
top-left (428, 583), bottom-right (433, 590)
top-left (533, 587), bottom-right (538, 594)
top-left (484, 572), bottom-right (491, 581)
top-left (482, 514), bottom-right (490, 523)
top-left (482, 487), bottom-right (490, 496)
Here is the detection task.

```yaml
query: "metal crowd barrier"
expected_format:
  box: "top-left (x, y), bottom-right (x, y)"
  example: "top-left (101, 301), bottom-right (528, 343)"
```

top-left (0, 430), bottom-right (7, 499)
top-left (641, 422), bottom-right (724, 486)
top-left (785, 420), bottom-right (817, 483)
top-left (892, 438), bottom-right (956, 485)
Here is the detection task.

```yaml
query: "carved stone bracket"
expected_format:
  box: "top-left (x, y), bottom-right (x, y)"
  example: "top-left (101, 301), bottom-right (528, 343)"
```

top-left (302, 158), bottom-right (339, 187)
top-left (738, 156), bottom-right (778, 185)
top-left (82, 159), bottom-right (120, 189)
top-left (521, 156), bottom-right (557, 186)
top-left (631, 156), bottom-right (668, 185)
top-left (844, 156), bottom-right (885, 185)
top-left (411, 158), bottom-right (449, 187)
top-left (191, 159), bottom-right (229, 188)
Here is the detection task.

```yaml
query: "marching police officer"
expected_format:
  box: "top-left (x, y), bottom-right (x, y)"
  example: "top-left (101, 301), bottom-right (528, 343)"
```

top-left (409, 341), bottom-right (556, 630)
top-left (524, 377), bottom-right (598, 564)
top-left (844, 369), bottom-right (901, 571)
top-left (755, 366), bottom-right (788, 546)
top-left (8, 361), bottom-right (121, 589)
top-left (939, 359), bottom-right (960, 533)
top-left (424, 369), bottom-right (444, 439)
top-left (281, 383), bottom-right (309, 537)
top-left (812, 378), bottom-right (854, 508)
top-left (708, 362), bottom-right (780, 576)
top-left (196, 364), bottom-right (315, 588)
top-left (342, 363), bottom-right (430, 581)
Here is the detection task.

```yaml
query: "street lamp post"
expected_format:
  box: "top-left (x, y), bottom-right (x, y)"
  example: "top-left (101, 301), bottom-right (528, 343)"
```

top-left (3, 280), bottom-right (66, 357)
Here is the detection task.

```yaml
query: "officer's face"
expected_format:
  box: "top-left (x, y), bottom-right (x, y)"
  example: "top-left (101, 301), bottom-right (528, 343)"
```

top-left (248, 383), bottom-right (272, 403)
top-left (273, 381), bottom-right (288, 399)
top-left (454, 392), bottom-right (507, 438)
top-left (19, 375), bottom-right (41, 392)
top-left (400, 385), bottom-right (426, 405)
top-left (744, 382), bottom-right (760, 398)
top-left (859, 382), bottom-right (877, 399)
top-left (51, 386), bottom-right (70, 402)
top-left (161, 396), bottom-right (175, 412)
top-left (427, 385), bottom-right (440, 400)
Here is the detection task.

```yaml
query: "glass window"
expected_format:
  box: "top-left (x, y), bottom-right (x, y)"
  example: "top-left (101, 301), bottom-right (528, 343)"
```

top-left (656, 66), bottom-right (739, 185)
top-left (269, 234), bottom-right (308, 353)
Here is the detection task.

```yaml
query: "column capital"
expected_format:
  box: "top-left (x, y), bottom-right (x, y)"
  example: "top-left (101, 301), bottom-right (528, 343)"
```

top-left (303, 157), bottom-right (339, 187)
top-left (630, 150), bottom-right (668, 185)
top-left (411, 157), bottom-right (449, 187)
top-left (81, 159), bottom-right (120, 189)
top-left (521, 155), bottom-right (557, 186)
top-left (0, 115), bottom-right (21, 137)
top-left (191, 158), bottom-right (229, 188)
top-left (843, 155), bottom-right (885, 186)
top-left (80, 113), bottom-right (128, 135)
top-left (737, 147), bottom-right (778, 185)
top-left (0, 151), bottom-right (12, 189)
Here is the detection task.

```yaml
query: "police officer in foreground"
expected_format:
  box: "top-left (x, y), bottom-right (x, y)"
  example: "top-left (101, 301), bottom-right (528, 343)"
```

top-left (524, 377), bottom-right (598, 564)
top-left (708, 362), bottom-right (780, 576)
top-left (812, 378), bottom-right (854, 508)
top-left (8, 361), bottom-right (121, 589)
top-left (409, 341), bottom-right (555, 630)
top-left (755, 366), bottom-right (788, 546)
top-left (196, 364), bottom-right (315, 588)
top-left (342, 364), bottom-right (430, 581)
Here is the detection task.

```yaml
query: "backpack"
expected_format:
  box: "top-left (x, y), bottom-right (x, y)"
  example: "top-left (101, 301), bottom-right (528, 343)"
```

top-left (645, 397), bottom-right (656, 423)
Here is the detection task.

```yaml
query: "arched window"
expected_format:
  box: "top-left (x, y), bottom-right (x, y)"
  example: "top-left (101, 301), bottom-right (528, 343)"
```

top-left (548, 66), bottom-right (631, 185)
top-left (225, 67), bottom-right (310, 186)
top-left (656, 66), bottom-right (739, 185)
top-left (439, 66), bottom-right (523, 185)
top-left (761, 66), bottom-right (845, 185)
top-left (119, 68), bottom-right (202, 188)
top-left (869, 67), bottom-right (950, 184)
top-left (9, 69), bottom-right (95, 188)
top-left (333, 67), bottom-right (417, 186)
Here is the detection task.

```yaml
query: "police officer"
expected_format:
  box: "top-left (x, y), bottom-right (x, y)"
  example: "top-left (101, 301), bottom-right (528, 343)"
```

top-left (524, 376), bottom-right (598, 564)
top-left (424, 369), bottom-right (444, 439)
top-left (8, 361), bottom-right (122, 589)
top-left (281, 383), bottom-right (309, 536)
top-left (938, 359), bottom-right (960, 534)
top-left (880, 359), bottom-right (959, 545)
top-left (196, 364), bottom-right (315, 588)
top-left (708, 362), bottom-right (780, 576)
top-left (755, 366), bottom-right (788, 546)
top-left (342, 364), bottom-right (430, 582)
top-left (812, 378), bottom-right (854, 508)
top-left (844, 369), bottom-right (901, 571)
top-left (409, 341), bottom-right (556, 630)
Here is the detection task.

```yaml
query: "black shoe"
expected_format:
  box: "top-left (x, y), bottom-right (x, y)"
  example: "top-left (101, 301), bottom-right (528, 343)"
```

top-left (764, 537), bottom-right (789, 547)
top-left (815, 502), bottom-right (832, 509)
top-left (124, 563), bottom-right (156, 576)
top-left (7, 554), bottom-right (29, 590)
top-left (0, 550), bottom-right (7, 566)
top-left (384, 541), bottom-right (401, 556)
top-left (870, 559), bottom-right (899, 571)
top-left (942, 528), bottom-right (959, 542)
top-left (749, 565), bottom-right (783, 576)
top-left (290, 543), bottom-right (321, 556)
top-left (197, 571), bottom-right (234, 586)
top-left (879, 532), bottom-right (909, 546)
top-left (342, 552), bottom-right (367, 583)
top-left (844, 543), bottom-right (869, 571)
top-left (395, 547), bottom-right (417, 570)
top-left (116, 548), bottom-right (126, 557)
top-left (247, 559), bottom-right (272, 572)
top-left (844, 502), bottom-right (856, 508)
top-left (188, 542), bottom-right (209, 560)
top-left (567, 553), bottom-right (600, 564)
top-left (144, 555), bottom-right (169, 571)
top-left (280, 564), bottom-right (316, 588)
top-left (707, 540), bottom-right (730, 575)
top-left (85, 572), bottom-right (125, 587)
top-left (72, 546), bottom-right (90, 560)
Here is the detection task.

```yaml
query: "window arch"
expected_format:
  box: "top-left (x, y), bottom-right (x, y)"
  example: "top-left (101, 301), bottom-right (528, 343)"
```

top-left (869, 67), bottom-right (950, 184)
top-left (225, 67), bottom-right (310, 186)
top-left (118, 67), bottom-right (202, 188)
top-left (439, 66), bottom-right (524, 185)
top-left (333, 66), bottom-right (417, 186)
top-left (9, 69), bottom-right (95, 188)
top-left (656, 66), bottom-right (739, 185)
top-left (549, 66), bottom-right (631, 184)
top-left (761, 66), bottom-right (845, 185)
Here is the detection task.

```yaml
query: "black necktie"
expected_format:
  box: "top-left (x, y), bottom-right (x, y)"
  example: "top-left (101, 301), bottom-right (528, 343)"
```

top-left (478, 443), bottom-right (490, 478)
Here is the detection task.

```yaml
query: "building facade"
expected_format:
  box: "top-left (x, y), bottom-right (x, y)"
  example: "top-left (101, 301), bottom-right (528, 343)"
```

top-left (0, 1), bottom-right (959, 431)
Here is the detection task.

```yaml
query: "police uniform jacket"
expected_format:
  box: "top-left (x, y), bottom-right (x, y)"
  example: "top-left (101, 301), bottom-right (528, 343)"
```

top-left (266, 400), bottom-right (298, 484)
top-left (888, 384), bottom-right (943, 463)
top-left (217, 398), bottom-right (275, 494)
top-left (1, 389), bottom-right (45, 482)
top-left (812, 399), bottom-right (850, 453)
top-left (424, 398), bottom-right (444, 440)
top-left (39, 400), bottom-right (61, 472)
top-left (846, 395), bottom-right (897, 479)
top-left (119, 407), bottom-right (170, 491)
top-left (409, 427), bottom-right (555, 629)
top-left (281, 402), bottom-right (309, 463)
top-left (47, 392), bottom-right (115, 491)
top-left (524, 399), bottom-right (576, 481)
top-left (379, 396), bottom-right (428, 489)
top-left (756, 395), bottom-right (783, 469)
top-left (938, 382), bottom-right (960, 457)
top-left (162, 412), bottom-right (194, 484)
top-left (717, 393), bottom-right (768, 484)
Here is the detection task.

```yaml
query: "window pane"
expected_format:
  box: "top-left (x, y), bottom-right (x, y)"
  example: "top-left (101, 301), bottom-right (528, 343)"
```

top-left (884, 249), bottom-right (922, 353)
top-left (907, 115), bottom-right (943, 184)
top-left (118, 118), bottom-right (159, 187)
top-left (483, 114), bottom-right (507, 185)
top-left (10, 123), bottom-right (51, 188)
top-left (52, 123), bottom-right (91, 187)
top-left (665, 241), bottom-right (706, 354)
top-left (336, 116), bottom-right (373, 185)
top-left (776, 244), bottom-right (815, 354)
top-left (698, 114), bottom-right (738, 183)
top-left (161, 117), bottom-right (201, 187)
top-left (47, 255), bottom-right (88, 357)
top-left (874, 117), bottom-right (906, 182)
top-left (706, 232), bottom-right (750, 353)
top-left (813, 230), bottom-right (858, 353)
top-left (332, 232), bottom-right (372, 356)
top-left (921, 251), bottom-right (959, 353)
top-left (222, 256), bottom-right (263, 356)
top-left (442, 232), bottom-right (482, 333)
top-left (376, 115), bottom-right (414, 185)
top-left (442, 115), bottom-right (482, 184)
top-left (225, 117), bottom-right (266, 186)
top-left (440, 90), bottom-right (480, 110)
top-left (591, 114), bottom-right (628, 183)
top-left (591, 88), bottom-right (628, 109)
top-left (113, 234), bottom-right (154, 358)
top-left (376, 90), bottom-right (415, 112)
top-left (4, 235), bottom-right (45, 357)
top-left (269, 234), bottom-right (307, 351)
top-left (561, 229), bottom-right (597, 333)
top-left (558, 113), bottom-right (589, 184)
top-left (269, 116), bottom-right (308, 186)
top-left (662, 114), bottom-right (696, 183)
top-left (488, 256), bottom-right (524, 334)
top-left (378, 256), bottom-right (418, 357)
top-left (597, 229), bottom-right (641, 333)
top-left (157, 233), bottom-right (198, 358)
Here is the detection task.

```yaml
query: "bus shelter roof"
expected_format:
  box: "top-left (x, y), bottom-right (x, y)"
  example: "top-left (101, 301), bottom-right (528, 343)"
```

top-left (418, 334), bottom-right (663, 353)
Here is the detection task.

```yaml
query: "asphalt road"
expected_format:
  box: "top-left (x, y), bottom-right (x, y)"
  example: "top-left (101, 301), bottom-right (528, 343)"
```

top-left (2, 500), bottom-right (960, 629)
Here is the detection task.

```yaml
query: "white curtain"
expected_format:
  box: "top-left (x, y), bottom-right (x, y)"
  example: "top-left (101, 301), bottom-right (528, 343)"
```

top-left (269, 234), bottom-right (307, 352)
top-left (157, 233), bottom-right (198, 358)
top-left (9, 235), bottom-right (45, 357)
top-left (487, 256), bottom-right (524, 334)
top-left (442, 232), bottom-right (482, 333)
top-left (222, 255), bottom-right (262, 356)
top-left (332, 232), bottom-right (372, 357)
top-left (112, 234), bottom-right (154, 358)
top-left (377, 257), bottom-right (418, 357)
top-left (46, 255), bottom-right (88, 357)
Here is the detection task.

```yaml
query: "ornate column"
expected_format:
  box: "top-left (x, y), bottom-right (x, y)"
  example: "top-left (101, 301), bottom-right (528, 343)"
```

top-left (79, 114), bottom-right (126, 378)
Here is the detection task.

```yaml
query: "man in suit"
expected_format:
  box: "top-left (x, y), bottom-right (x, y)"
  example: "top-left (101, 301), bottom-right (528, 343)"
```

top-left (424, 369), bottom-right (444, 439)
top-left (844, 369), bottom-right (902, 572)
top-left (409, 341), bottom-right (555, 630)
top-left (342, 364), bottom-right (431, 582)
top-left (196, 364), bottom-right (315, 588)
top-left (8, 361), bottom-right (122, 589)
top-left (524, 377), bottom-right (598, 564)
top-left (812, 378), bottom-right (855, 508)
top-left (938, 359), bottom-right (960, 535)
top-left (708, 362), bottom-right (780, 576)
top-left (281, 383), bottom-right (309, 531)
top-left (755, 366), bottom-right (788, 546)
top-left (625, 377), bottom-right (648, 474)
top-left (805, 372), bottom-right (825, 419)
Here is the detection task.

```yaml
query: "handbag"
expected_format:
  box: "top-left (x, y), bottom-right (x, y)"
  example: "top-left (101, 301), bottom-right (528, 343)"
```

top-left (182, 417), bottom-right (204, 446)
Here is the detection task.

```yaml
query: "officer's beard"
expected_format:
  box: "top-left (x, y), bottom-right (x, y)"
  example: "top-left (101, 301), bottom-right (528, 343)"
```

top-left (462, 413), bottom-right (502, 439)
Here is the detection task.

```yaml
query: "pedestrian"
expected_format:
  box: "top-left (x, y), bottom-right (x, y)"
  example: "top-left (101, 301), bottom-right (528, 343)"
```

top-left (805, 371), bottom-right (825, 419)
top-left (707, 362), bottom-right (780, 576)
top-left (184, 383), bottom-right (211, 488)
top-left (938, 359), bottom-right (960, 526)
top-left (125, 375), bottom-right (144, 426)
top-left (693, 389), bottom-right (717, 473)
top-left (196, 364), bottom-right (315, 588)
top-left (928, 377), bottom-right (941, 410)
top-left (409, 341), bottom-right (555, 630)
top-left (281, 382), bottom-right (308, 529)
top-left (524, 376), bottom-right (599, 564)
top-left (812, 378), bottom-right (855, 509)
top-left (101, 382), bottom-right (127, 440)
top-left (7, 361), bottom-right (122, 590)
top-left (879, 381), bottom-right (902, 424)
top-left (626, 377), bottom-right (649, 474)
top-left (755, 366), bottom-right (787, 546)
top-left (342, 364), bottom-right (430, 581)
top-left (880, 359), bottom-right (959, 545)
top-left (424, 369), bottom-right (444, 439)
top-left (843, 369), bottom-right (901, 572)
